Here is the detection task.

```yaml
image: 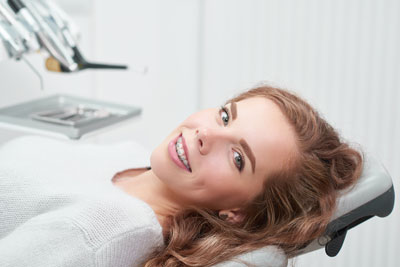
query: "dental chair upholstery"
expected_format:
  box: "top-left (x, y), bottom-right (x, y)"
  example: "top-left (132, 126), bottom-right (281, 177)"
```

top-left (216, 155), bottom-right (395, 266)
top-left (298, 154), bottom-right (395, 257)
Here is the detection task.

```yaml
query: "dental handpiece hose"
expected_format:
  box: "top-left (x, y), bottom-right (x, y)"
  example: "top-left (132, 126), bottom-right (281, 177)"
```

top-left (37, 0), bottom-right (124, 71)
top-left (7, 0), bottom-right (77, 72)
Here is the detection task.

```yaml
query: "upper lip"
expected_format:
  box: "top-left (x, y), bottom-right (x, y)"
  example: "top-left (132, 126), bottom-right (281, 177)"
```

top-left (181, 133), bottom-right (191, 169)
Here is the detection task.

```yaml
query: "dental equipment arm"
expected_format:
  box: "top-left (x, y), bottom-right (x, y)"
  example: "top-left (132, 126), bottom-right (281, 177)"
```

top-left (0, 19), bottom-right (24, 58)
top-left (37, 0), bottom-right (127, 72)
top-left (0, 2), bottom-right (39, 52)
top-left (7, 0), bottom-right (77, 72)
top-left (0, 9), bottom-right (43, 89)
top-left (1, 0), bottom-right (131, 73)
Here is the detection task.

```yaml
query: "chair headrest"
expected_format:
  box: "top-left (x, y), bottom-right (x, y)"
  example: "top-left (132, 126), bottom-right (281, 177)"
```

top-left (295, 154), bottom-right (395, 257)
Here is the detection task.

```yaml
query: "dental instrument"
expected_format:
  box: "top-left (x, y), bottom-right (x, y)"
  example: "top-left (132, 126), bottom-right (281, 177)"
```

top-left (0, 5), bottom-right (43, 90)
top-left (0, 0), bottom-right (141, 74)
top-left (7, 0), bottom-right (78, 72)
top-left (35, 0), bottom-right (128, 72)
top-left (0, 2), bottom-right (39, 52)
top-left (0, 19), bottom-right (24, 58)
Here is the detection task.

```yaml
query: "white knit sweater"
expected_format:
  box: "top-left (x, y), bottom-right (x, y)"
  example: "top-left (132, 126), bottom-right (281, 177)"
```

top-left (0, 136), bottom-right (164, 267)
top-left (0, 135), bottom-right (288, 267)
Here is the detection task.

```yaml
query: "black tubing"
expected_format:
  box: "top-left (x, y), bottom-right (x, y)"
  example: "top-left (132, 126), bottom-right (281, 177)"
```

top-left (7, 0), bottom-right (25, 13)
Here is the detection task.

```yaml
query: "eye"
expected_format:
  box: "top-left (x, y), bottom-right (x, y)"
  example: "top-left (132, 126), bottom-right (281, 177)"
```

top-left (233, 150), bottom-right (244, 172)
top-left (219, 106), bottom-right (244, 172)
top-left (219, 106), bottom-right (229, 126)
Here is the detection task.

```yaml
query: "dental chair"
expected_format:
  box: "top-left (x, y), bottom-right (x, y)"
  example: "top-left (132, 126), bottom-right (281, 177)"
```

top-left (216, 155), bottom-right (395, 266)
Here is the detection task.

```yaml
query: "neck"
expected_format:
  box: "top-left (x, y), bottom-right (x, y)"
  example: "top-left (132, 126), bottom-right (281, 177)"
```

top-left (114, 169), bottom-right (184, 229)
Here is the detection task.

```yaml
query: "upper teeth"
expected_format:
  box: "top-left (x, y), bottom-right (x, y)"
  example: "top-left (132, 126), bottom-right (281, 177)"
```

top-left (175, 137), bottom-right (191, 170)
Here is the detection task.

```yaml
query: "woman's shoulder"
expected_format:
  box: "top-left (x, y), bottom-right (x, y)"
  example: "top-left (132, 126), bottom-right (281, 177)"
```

top-left (63, 193), bottom-right (164, 266)
top-left (68, 192), bottom-right (163, 248)
top-left (0, 193), bottom-right (163, 267)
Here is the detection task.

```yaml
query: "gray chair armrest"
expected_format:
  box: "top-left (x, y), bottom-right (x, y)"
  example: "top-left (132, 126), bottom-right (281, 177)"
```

top-left (212, 154), bottom-right (395, 266)
top-left (295, 154), bottom-right (395, 257)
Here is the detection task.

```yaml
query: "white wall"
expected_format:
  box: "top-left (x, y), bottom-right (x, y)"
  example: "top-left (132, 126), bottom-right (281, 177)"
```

top-left (0, 0), bottom-right (200, 150)
top-left (0, 0), bottom-right (398, 266)
top-left (200, 1), bottom-right (400, 266)
top-left (91, 0), bottom-right (200, 149)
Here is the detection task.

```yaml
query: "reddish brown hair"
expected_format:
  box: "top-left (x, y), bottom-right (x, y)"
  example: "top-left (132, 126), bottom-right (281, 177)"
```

top-left (144, 85), bottom-right (363, 266)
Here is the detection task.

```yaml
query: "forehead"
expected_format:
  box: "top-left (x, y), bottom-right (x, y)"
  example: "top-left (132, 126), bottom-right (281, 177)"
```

top-left (230, 97), bottom-right (297, 178)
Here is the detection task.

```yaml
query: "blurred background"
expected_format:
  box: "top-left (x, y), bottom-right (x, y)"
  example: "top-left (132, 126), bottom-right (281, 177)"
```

top-left (0, 0), bottom-right (398, 266)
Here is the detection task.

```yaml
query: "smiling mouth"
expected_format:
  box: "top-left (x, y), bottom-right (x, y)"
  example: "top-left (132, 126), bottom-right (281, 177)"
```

top-left (175, 135), bottom-right (192, 172)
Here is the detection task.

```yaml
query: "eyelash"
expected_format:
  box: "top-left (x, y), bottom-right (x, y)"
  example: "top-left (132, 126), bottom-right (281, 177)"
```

top-left (220, 106), bottom-right (230, 126)
top-left (219, 106), bottom-right (244, 172)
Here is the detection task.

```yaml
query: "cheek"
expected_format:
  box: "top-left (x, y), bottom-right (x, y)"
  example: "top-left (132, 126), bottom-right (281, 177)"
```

top-left (195, 154), bottom-right (234, 187)
top-left (194, 167), bottom-right (250, 208)
top-left (149, 146), bottom-right (165, 177)
top-left (150, 141), bottom-right (176, 183)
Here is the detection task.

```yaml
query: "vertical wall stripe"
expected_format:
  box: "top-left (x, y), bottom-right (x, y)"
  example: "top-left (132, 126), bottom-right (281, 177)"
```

top-left (196, 0), bottom-right (205, 111)
top-left (200, 1), bottom-right (400, 266)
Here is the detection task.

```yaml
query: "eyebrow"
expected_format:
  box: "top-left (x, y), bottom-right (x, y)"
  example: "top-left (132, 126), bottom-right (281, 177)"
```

top-left (230, 101), bottom-right (237, 120)
top-left (227, 101), bottom-right (256, 173)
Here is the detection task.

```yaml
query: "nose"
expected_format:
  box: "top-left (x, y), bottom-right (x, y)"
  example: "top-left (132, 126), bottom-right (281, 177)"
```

top-left (196, 127), bottom-right (233, 155)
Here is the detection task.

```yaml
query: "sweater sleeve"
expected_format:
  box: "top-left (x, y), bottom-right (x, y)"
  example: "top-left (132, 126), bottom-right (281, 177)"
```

top-left (71, 196), bottom-right (164, 267)
top-left (0, 135), bottom-right (163, 266)
top-left (0, 217), bottom-right (95, 267)
top-left (0, 200), bottom-right (164, 267)
top-left (94, 224), bottom-right (163, 267)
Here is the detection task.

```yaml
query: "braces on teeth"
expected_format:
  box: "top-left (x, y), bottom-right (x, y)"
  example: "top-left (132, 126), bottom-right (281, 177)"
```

top-left (175, 137), bottom-right (191, 171)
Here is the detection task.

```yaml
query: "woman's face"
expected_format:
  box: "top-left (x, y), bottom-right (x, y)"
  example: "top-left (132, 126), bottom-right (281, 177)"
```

top-left (150, 97), bottom-right (297, 211)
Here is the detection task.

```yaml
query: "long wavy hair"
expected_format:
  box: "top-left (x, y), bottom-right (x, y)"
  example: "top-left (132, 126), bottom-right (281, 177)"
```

top-left (143, 85), bottom-right (363, 266)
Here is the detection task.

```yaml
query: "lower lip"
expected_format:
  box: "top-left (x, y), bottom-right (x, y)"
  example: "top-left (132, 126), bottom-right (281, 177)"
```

top-left (168, 133), bottom-right (190, 172)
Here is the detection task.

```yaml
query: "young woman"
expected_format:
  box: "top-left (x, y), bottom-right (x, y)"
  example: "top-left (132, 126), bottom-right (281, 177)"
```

top-left (141, 85), bottom-right (363, 266)
top-left (0, 85), bottom-right (362, 267)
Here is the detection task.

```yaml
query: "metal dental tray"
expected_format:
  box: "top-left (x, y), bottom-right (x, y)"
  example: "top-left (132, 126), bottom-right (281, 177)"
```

top-left (0, 94), bottom-right (141, 139)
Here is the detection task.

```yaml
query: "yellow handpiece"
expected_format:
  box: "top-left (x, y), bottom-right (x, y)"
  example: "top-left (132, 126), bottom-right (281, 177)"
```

top-left (45, 56), bottom-right (62, 72)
